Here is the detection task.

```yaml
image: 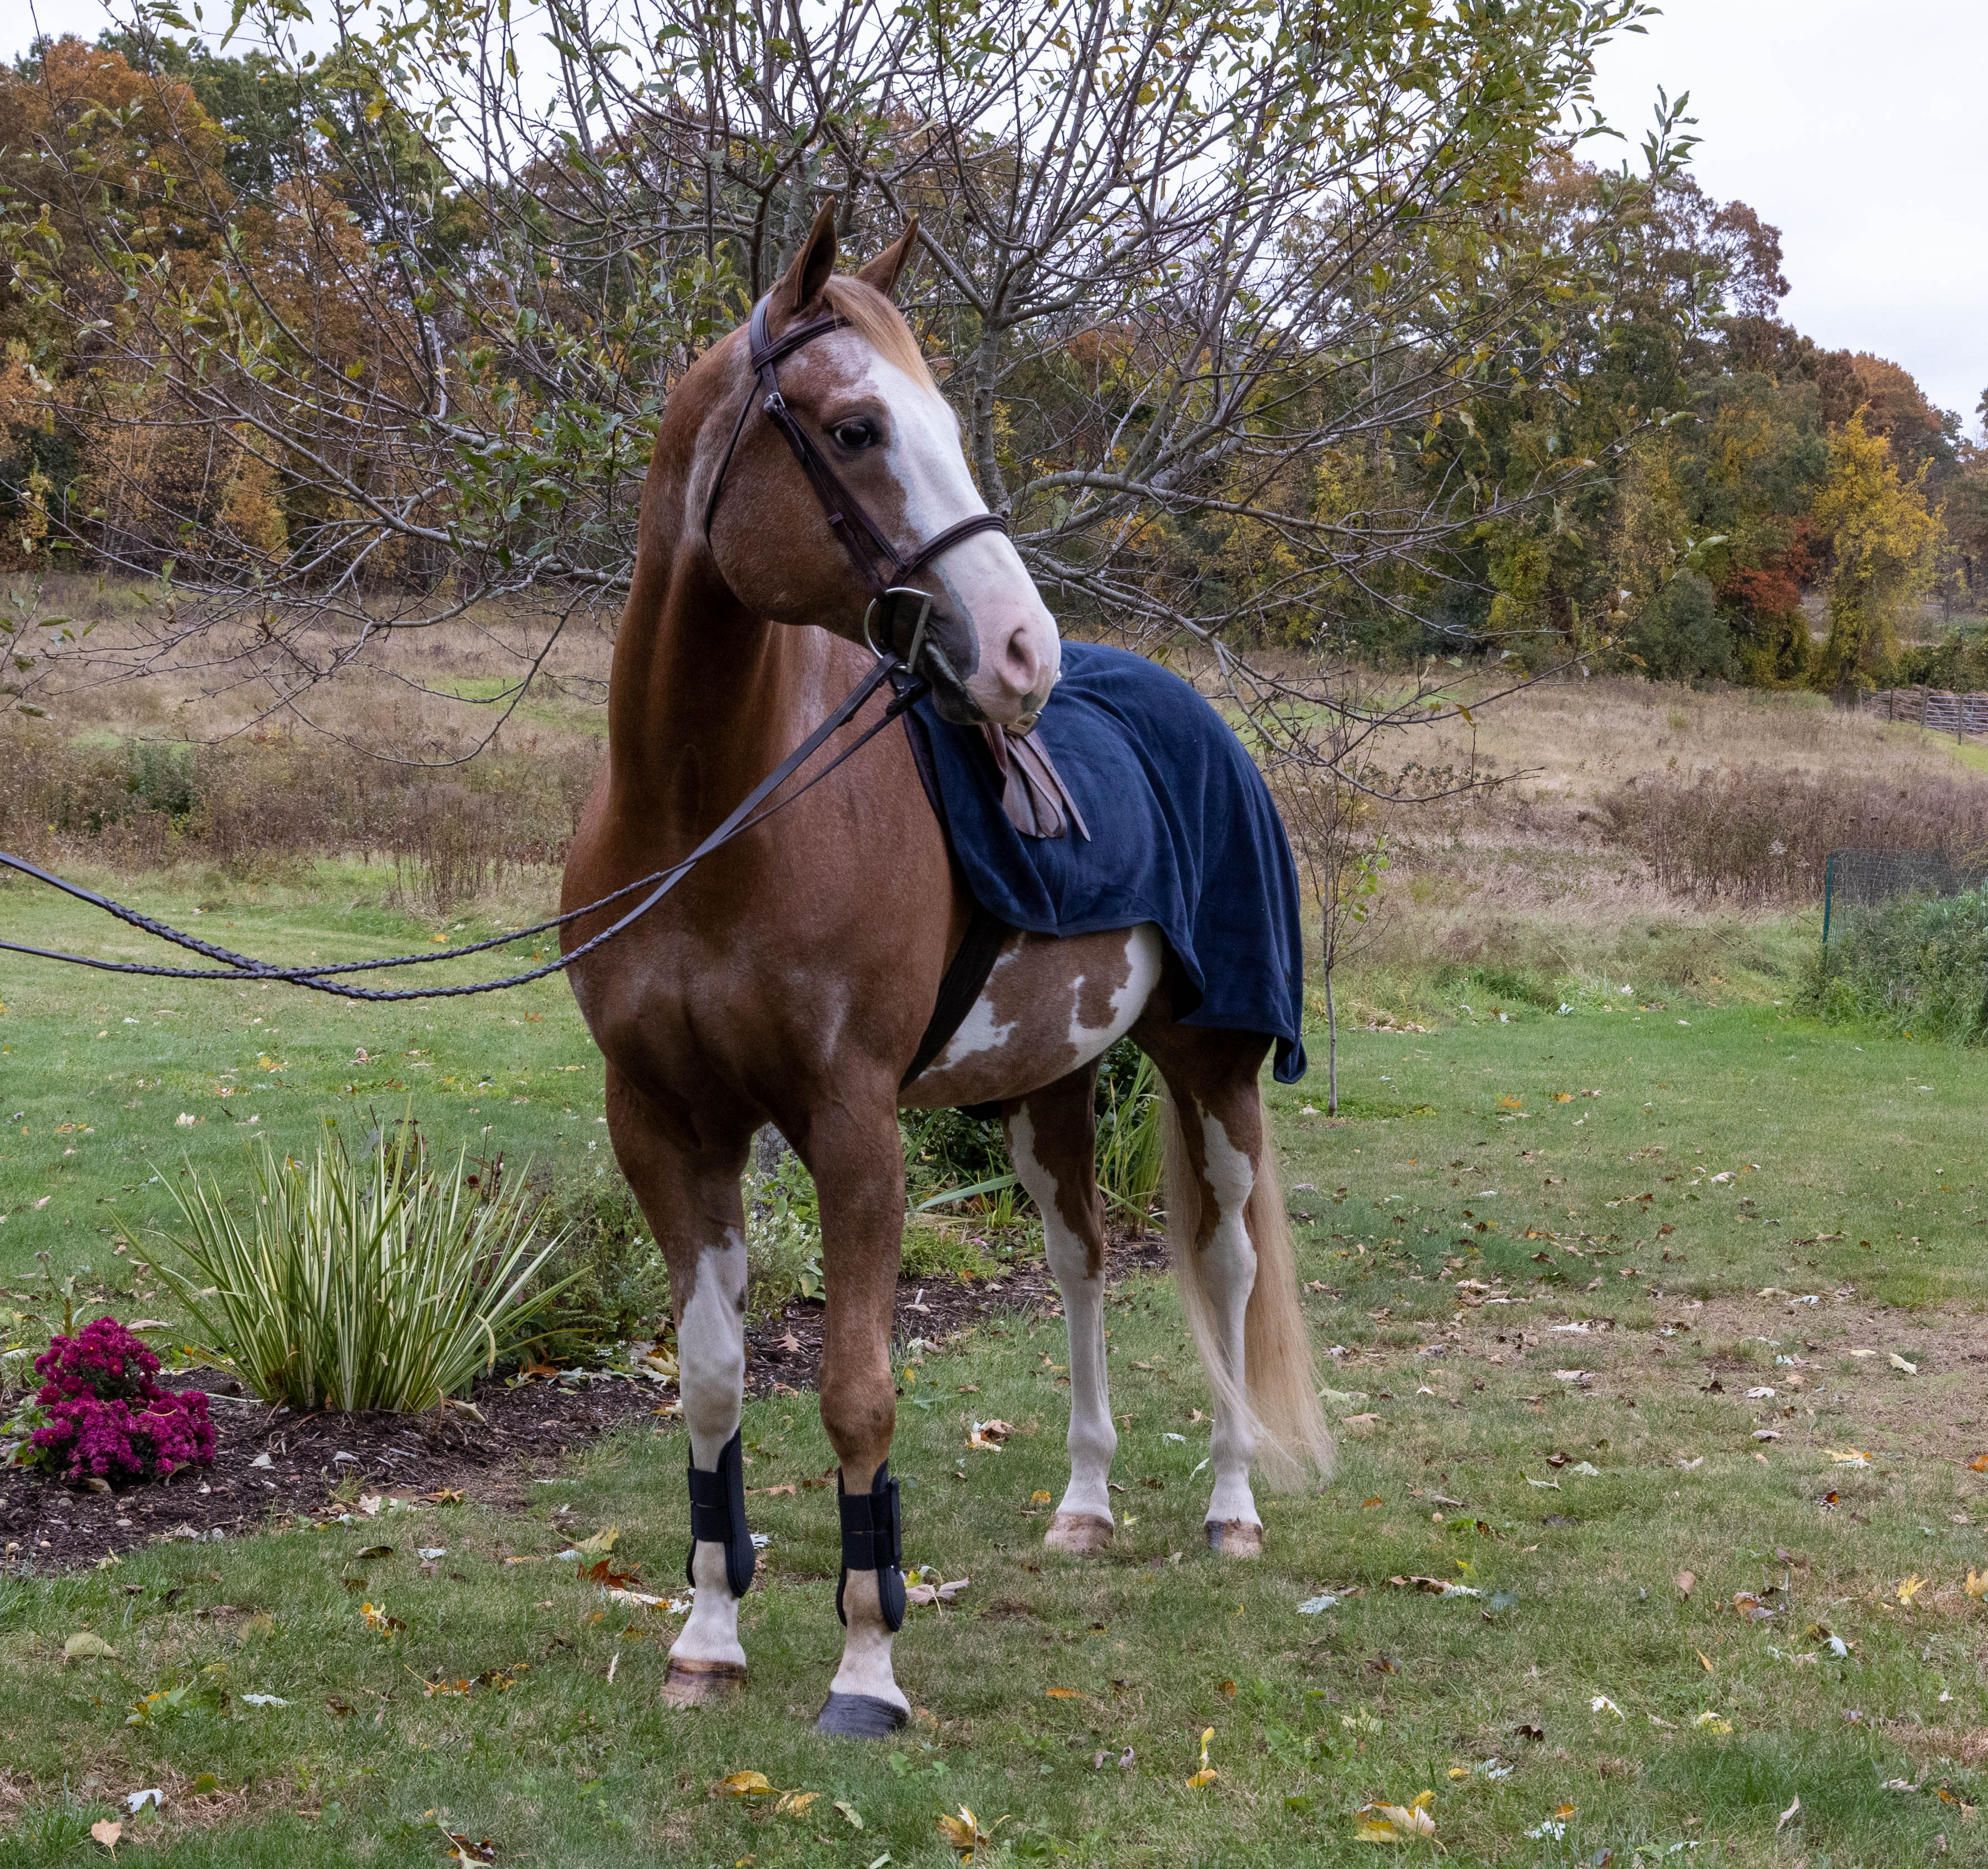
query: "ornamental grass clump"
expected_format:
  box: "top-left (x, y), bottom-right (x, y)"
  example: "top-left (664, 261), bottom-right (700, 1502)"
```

top-left (155, 1132), bottom-right (574, 1414)
top-left (17, 1317), bottom-right (214, 1485)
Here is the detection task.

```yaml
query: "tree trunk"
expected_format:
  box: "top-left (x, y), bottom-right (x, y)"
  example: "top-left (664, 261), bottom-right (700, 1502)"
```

top-left (1325, 969), bottom-right (1338, 1117)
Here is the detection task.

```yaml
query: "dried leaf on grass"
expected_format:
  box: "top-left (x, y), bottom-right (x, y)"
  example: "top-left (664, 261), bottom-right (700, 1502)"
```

top-left (936, 1806), bottom-right (1005, 1858)
top-left (1185, 1727), bottom-right (1219, 1789)
top-left (90, 1820), bottom-right (121, 1853)
top-left (63, 1632), bottom-right (116, 1660)
top-left (711, 1771), bottom-right (778, 1800)
top-left (967, 1420), bottom-right (1013, 1452)
top-left (1355, 1790), bottom-right (1435, 1842)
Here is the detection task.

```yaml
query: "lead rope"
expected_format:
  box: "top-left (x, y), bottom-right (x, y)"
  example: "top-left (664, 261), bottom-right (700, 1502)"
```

top-left (0, 656), bottom-right (925, 1001)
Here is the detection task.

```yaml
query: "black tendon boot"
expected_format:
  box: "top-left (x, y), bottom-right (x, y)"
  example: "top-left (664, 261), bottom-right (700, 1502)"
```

top-left (817, 1461), bottom-right (909, 1737)
top-left (685, 1428), bottom-right (757, 1599)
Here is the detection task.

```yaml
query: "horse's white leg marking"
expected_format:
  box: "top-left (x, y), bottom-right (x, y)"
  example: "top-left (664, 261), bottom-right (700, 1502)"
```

top-left (1064, 926), bottom-right (1163, 1062)
top-left (671, 1229), bottom-right (749, 1672)
top-left (1195, 1111), bottom-right (1262, 1536)
top-left (1008, 1108), bottom-right (1115, 1542)
top-left (828, 1567), bottom-right (909, 1709)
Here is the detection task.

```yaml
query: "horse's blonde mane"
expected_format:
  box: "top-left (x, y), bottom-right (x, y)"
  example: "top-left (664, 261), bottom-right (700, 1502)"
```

top-left (821, 277), bottom-right (946, 404)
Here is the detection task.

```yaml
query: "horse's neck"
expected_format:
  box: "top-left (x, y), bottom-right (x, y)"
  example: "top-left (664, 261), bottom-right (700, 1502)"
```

top-left (606, 554), bottom-right (844, 832)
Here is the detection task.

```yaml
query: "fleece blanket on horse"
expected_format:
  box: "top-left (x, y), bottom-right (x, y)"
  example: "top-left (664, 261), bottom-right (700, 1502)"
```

top-left (908, 640), bottom-right (1310, 1083)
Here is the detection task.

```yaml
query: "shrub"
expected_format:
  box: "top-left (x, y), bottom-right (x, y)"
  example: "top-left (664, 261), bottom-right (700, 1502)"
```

top-left (524, 1163), bottom-right (673, 1350)
top-left (14, 1317), bottom-right (214, 1486)
top-left (1626, 570), bottom-right (1735, 683)
top-left (1803, 888), bottom-right (1988, 1044)
top-left (154, 1132), bottom-right (574, 1412)
top-left (1595, 767), bottom-right (1988, 904)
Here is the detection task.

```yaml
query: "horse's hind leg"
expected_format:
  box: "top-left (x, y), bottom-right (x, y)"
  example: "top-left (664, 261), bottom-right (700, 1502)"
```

top-left (1006, 1066), bottom-right (1118, 1551)
top-left (603, 1071), bottom-right (757, 1704)
top-left (1134, 1025), bottom-right (1279, 1557)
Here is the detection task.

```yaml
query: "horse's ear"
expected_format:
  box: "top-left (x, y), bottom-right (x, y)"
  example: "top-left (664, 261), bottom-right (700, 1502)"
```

top-left (856, 217), bottom-right (920, 301)
top-left (769, 200), bottom-right (839, 329)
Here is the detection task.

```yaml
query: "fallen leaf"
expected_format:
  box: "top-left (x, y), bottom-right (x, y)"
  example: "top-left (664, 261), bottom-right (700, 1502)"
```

top-left (1777, 1794), bottom-right (1801, 1833)
top-left (440, 1834), bottom-right (497, 1865)
top-left (1889, 1354), bottom-right (1918, 1376)
top-left (833, 1800), bottom-right (864, 1830)
top-left (1827, 1448), bottom-right (1871, 1466)
top-left (936, 1805), bottom-right (1004, 1857)
top-left (1185, 1725), bottom-right (1219, 1789)
top-left (1028, 1489), bottom-right (1052, 1505)
top-left (1732, 1593), bottom-right (1774, 1622)
top-left (64, 1632), bottom-right (117, 1660)
top-left (354, 1544), bottom-right (393, 1561)
top-left (1897, 1575), bottom-right (1926, 1606)
top-left (774, 1790), bottom-right (819, 1816)
top-left (1590, 1695), bottom-right (1623, 1718)
top-left (1693, 1711), bottom-right (1732, 1734)
top-left (1965, 1571), bottom-right (1987, 1599)
top-left (1675, 1571), bottom-right (1696, 1598)
top-left (564, 1525), bottom-right (620, 1556)
top-left (90, 1819), bottom-right (121, 1852)
top-left (1044, 1687), bottom-right (1080, 1700)
top-left (1341, 1412), bottom-right (1381, 1430)
top-left (711, 1771), bottom-right (778, 1800)
top-left (1355, 1790), bottom-right (1436, 1842)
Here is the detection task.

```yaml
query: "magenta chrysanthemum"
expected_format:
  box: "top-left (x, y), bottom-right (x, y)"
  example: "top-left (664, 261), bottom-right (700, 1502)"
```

top-left (21, 1316), bottom-right (214, 1485)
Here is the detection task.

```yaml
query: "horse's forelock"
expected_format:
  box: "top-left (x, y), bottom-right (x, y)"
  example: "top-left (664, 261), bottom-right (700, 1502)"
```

top-left (820, 277), bottom-right (947, 406)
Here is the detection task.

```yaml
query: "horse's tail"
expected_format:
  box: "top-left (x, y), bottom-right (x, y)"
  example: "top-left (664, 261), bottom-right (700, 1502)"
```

top-left (1163, 1085), bottom-right (1335, 1492)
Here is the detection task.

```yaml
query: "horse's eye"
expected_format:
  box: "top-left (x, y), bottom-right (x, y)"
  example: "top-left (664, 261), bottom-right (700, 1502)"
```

top-left (831, 419), bottom-right (879, 452)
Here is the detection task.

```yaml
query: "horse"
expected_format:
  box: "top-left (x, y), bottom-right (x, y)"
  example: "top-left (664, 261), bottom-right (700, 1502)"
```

top-left (560, 201), bottom-right (1332, 1738)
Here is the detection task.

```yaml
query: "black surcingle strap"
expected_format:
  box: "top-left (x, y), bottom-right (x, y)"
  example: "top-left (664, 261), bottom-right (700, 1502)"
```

top-left (686, 1428), bottom-right (757, 1599)
top-left (835, 1462), bottom-right (906, 1632)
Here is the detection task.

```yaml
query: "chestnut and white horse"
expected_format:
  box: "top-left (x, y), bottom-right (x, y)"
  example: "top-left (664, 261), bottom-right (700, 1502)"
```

top-left (561, 204), bottom-right (1331, 1738)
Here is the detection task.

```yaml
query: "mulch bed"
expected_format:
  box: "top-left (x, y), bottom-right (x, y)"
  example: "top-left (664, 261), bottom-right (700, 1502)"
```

top-left (2, 1233), bottom-right (1167, 1573)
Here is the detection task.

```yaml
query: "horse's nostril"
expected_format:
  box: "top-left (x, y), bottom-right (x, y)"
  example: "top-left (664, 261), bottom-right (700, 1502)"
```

top-left (1001, 625), bottom-right (1040, 697)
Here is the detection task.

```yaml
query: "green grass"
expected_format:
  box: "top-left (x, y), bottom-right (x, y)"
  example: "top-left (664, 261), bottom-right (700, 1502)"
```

top-left (3, 880), bottom-right (1987, 1865)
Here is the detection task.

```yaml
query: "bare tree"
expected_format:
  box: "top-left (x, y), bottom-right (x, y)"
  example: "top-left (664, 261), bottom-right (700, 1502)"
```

top-left (0, 0), bottom-right (1679, 745)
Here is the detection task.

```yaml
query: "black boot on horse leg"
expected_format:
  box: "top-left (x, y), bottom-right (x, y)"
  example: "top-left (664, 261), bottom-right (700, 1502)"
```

top-left (808, 1112), bottom-right (914, 1736)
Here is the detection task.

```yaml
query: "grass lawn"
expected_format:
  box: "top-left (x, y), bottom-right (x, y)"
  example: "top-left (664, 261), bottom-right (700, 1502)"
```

top-left (2, 879), bottom-right (1986, 1865)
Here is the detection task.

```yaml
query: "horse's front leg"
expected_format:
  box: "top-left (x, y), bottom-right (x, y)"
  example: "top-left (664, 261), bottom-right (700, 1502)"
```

top-left (802, 1102), bottom-right (915, 1736)
top-left (603, 1074), bottom-right (758, 1704)
top-left (1006, 1067), bottom-right (1118, 1552)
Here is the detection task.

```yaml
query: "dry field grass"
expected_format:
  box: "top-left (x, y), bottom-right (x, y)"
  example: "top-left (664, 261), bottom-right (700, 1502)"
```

top-left (11, 579), bottom-right (1988, 1002)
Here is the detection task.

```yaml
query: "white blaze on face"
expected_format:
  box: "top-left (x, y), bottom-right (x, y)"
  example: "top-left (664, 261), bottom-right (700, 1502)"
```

top-left (844, 340), bottom-right (1061, 722)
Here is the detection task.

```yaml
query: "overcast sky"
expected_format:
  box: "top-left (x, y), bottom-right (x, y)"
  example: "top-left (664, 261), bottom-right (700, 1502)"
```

top-left (1584, 0), bottom-right (1986, 433)
top-left (11, 0), bottom-right (1983, 432)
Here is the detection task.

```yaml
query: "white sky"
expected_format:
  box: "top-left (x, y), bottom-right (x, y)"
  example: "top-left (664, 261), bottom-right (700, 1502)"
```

top-left (12, 0), bottom-right (1984, 433)
top-left (1585, 0), bottom-right (1987, 434)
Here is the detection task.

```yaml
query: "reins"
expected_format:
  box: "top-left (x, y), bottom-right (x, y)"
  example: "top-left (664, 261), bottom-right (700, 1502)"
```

top-left (0, 654), bottom-right (925, 1001)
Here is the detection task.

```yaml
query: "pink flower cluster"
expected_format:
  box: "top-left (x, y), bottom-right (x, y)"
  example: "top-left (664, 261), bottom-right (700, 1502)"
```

top-left (25, 1317), bottom-right (214, 1486)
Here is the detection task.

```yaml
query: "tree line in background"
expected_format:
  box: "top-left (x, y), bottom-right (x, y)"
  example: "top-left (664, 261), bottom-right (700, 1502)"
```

top-left (0, 0), bottom-right (1981, 723)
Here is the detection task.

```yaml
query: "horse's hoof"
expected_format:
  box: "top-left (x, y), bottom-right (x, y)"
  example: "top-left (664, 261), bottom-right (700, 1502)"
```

top-left (815, 1692), bottom-right (910, 1738)
top-left (662, 1657), bottom-right (747, 1706)
top-left (1205, 1517), bottom-right (1263, 1557)
top-left (1044, 1511), bottom-right (1114, 1553)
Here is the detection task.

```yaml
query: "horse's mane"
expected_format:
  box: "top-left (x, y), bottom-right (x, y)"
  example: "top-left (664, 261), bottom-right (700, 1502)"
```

top-left (821, 276), bottom-right (946, 405)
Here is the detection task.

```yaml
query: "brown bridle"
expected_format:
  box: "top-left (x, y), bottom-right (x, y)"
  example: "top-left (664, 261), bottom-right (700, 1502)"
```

top-left (701, 293), bottom-right (1011, 684)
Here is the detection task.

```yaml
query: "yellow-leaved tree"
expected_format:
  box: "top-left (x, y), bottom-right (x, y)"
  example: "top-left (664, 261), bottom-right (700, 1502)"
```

top-left (1811, 413), bottom-right (1939, 694)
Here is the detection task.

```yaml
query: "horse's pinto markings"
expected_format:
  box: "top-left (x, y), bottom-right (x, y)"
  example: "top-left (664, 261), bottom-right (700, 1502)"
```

top-left (904, 924), bottom-right (1162, 1111)
top-left (562, 202), bottom-right (1332, 1738)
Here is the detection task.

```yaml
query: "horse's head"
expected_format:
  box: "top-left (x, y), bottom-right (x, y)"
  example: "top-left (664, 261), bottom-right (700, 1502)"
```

top-left (695, 204), bottom-right (1059, 728)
